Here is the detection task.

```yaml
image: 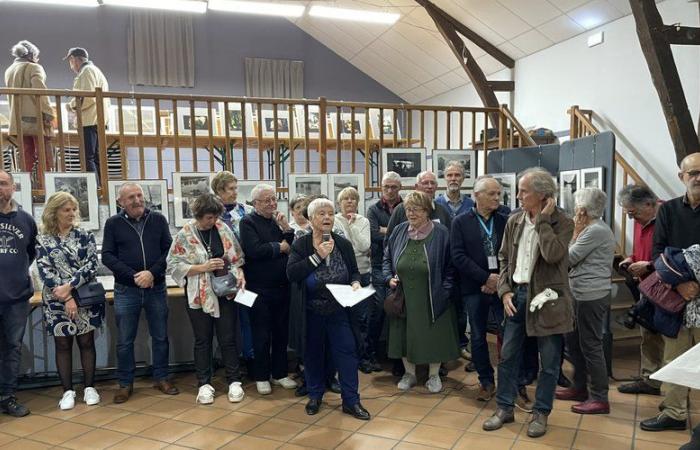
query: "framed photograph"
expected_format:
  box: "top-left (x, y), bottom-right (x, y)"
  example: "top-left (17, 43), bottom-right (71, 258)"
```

top-left (172, 172), bottom-right (215, 227)
top-left (45, 172), bottom-right (99, 230)
top-left (488, 172), bottom-right (517, 210)
top-left (581, 167), bottom-right (605, 191)
top-left (107, 179), bottom-right (169, 222)
top-left (294, 105), bottom-right (323, 139)
top-left (559, 169), bottom-right (581, 216)
top-left (177, 107), bottom-right (212, 136)
top-left (0, 100), bottom-right (10, 131)
top-left (217, 102), bottom-right (253, 138)
top-left (288, 174), bottom-right (328, 200)
top-left (108, 105), bottom-right (157, 135)
top-left (61, 101), bottom-right (78, 133)
top-left (328, 173), bottom-right (365, 214)
top-left (12, 172), bottom-right (33, 212)
top-left (261, 110), bottom-right (291, 138)
top-left (329, 112), bottom-right (365, 140)
top-left (432, 149), bottom-right (476, 187)
top-left (236, 180), bottom-right (260, 206)
top-left (382, 148), bottom-right (426, 185)
top-left (370, 109), bottom-right (401, 140)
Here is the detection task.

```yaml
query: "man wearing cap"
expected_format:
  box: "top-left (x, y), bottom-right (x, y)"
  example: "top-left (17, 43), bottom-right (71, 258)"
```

top-left (64, 47), bottom-right (110, 183)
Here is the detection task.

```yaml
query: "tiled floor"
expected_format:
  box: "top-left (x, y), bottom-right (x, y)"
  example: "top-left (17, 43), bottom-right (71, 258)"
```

top-left (0, 340), bottom-right (696, 449)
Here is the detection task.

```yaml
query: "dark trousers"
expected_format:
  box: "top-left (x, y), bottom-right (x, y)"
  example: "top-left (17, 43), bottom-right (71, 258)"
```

top-left (349, 272), bottom-right (371, 362)
top-left (464, 291), bottom-right (502, 387)
top-left (455, 285), bottom-right (469, 348)
top-left (565, 295), bottom-right (610, 401)
top-left (519, 336), bottom-right (540, 386)
top-left (0, 301), bottom-right (29, 399)
top-left (186, 299), bottom-right (240, 386)
top-left (250, 287), bottom-right (290, 381)
top-left (83, 125), bottom-right (100, 183)
top-left (305, 308), bottom-right (359, 406)
top-left (496, 285), bottom-right (562, 415)
top-left (368, 267), bottom-right (387, 359)
top-left (114, 282), bottom-right (170, 386)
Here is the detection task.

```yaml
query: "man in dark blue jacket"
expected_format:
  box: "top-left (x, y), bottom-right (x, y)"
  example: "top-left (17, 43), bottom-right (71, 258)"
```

top-left (0, 170), bottom-right (36, 417)
top-left (451, 176), bottom-right (509, 401)
top-left (102, 183), bottom-right (177, 403)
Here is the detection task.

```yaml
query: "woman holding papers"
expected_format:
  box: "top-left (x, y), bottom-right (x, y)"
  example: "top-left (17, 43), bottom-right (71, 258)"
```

top-left (383, 191), bottom-right (458, 394)
top-left (166, 193), bottom-right (247, 405)
top-left (287, 198), bottom-right (371, 421)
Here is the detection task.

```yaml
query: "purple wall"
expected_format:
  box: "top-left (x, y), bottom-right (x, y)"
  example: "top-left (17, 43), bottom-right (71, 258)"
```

top-left (0, 3), bottom-right (403, 103)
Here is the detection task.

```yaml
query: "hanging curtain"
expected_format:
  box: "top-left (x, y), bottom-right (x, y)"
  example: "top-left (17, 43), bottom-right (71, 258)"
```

top-left (127, 11), bottom-right (195, 88)
top-left (245, 57), bottom-right (304, 98)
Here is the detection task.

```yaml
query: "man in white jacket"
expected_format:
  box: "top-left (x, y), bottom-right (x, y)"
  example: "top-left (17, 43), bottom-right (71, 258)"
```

top-left (64, 47), bottom-right (110, 184)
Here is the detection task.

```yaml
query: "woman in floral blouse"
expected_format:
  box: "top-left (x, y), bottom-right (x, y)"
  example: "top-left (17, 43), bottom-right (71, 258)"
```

top-left (36, 192), bottom-right (103, 411)
top-left (167, 193), bottom-right (246, 405)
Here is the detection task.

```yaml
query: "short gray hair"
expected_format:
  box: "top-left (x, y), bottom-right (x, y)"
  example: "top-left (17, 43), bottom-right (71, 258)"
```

top-left (617, 184), bottom-right (657, 208)
top-left (382, 171), bottom-right (401, 184)
top-left (307, 198), bottom-right (335, 219)
top-left (444, 161), bottom-right (465, 176)
top-left (117, 182), bottom-right (142, 200)
top-left (574, 187), bottom-right (607, 219)
top-left (518, 167), bottom-right (556, 198)
top-left (11, 40), bottom-right (39, 60)
top-left (250, 183), bottom-right (275, 202)
top-left (416, 170), bottom-right (436, 184)
top-left (474, 175), bottom-right (500, 193)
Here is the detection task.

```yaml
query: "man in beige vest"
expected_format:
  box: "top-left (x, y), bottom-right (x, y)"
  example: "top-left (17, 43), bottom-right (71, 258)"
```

top-left (65, 47), bottom-right (109, 184)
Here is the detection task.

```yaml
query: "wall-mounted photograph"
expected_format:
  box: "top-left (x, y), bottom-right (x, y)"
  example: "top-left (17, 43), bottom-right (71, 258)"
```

top-left (559, 169), bottom-right (581, 216)
top-left (328, 173), bottom-right (365, 214)
top-left (235, 180), bottom-right (260, 206)
top-left (0, 100), bottom-right (9, 131)
top-left (294, 105), bottom-right (323, 139)
top-left (172, 172), bottom-right (215, 227)
top-left (109, 105), bottom-right (157, 135)
top-left (12, 172), bottom-right (32, 213)
top-left (45, 172), bottom-right (99, 230)
top-left (370, 109), bottom-right (401, 140)
top-left (261, 110), bottom-right (291, 138)
top-left (107, 179), bottom-right (169, 222)
top-left (432, 149), bottom-right (476, 187)
top-left (218, 102), bottom-right (253, 138)
top-left (329, 112), bottom-right (365, 140)
top-left (382, 148), bottom-right (426, 185)
top-left (288, 174), bottom-right (328, 200)
top-left (488, 172), bottom-right (517, 210)
top-left (177, 107), bottom-right (212, 136)
top-left (581, 167), bottom-right (605, 191)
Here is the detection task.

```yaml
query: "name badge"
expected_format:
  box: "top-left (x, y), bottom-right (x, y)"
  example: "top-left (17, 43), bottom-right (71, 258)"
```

top-left (488, 256), bottom-right (498, 270)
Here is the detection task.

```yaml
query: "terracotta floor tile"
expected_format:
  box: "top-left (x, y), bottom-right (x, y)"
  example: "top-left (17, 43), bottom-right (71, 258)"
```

top-left (108, 436), bottom-right (167, 450)
top-left (636, 406), bottom-right (662, 421)
top-left (511, 440), bottom-right (569, 450)
top-left (579, 415), bottom-right (634, 437)
top-left (434, 395), bottom-right (485, 414)
top-left (634, 427), bottom-right (692, 446)
top-left (636, 394), bottom-right (665, 408)
top-left (239, 398), bottom-right (293, 417)
top-left (546, 410), bottom-right (581, 429)
top-left (109, 394), bottom-right (163, 412)
top-left (174, 427), bottom-right (240, 450)
top-left (277, 444), bottom-right (312, 450)
top-left (0, 432), bottom-right (17, 446)
top-left (572, 430), bottom-right (632, 449)
top-left (139, 419), bottom-right (202, 443)
top-left (518, 424), bottom-right (577, 448)
top-left (607, 402), bottom-right (637, 420)
top-left (466, 414), bottom-right (524, 440)
top-left (162, 445), bottom-right (192, 450)
top-left (315, 409), bottom-right (368, 432)
top-left (401, 423), bottom-right (463, 449)
top-left (377, 402), bottom-right (431, 423)
top-left (336, 433), bottom-right (397, 450)
top-left (395, 391), bottom-right (445, 408)
top-left (61, 429), bottom-right (129, 450)
top-left (288, 425), bottom-right (353, 449)
top-left (359, 398), bottom-right (392, 414)
top-left (420, 409), bottom-right (476, 430)
top-left (394, 442), bottom-right (446, 450)
top-left (71, 405), bottom-right (131, 426)
top-left (0, 439), bottom-right (52, 450)
top-left (276, 403), bottom-right (330, 424)
top-left (357, 416), bottom-right (415, 440)
top-left (248, 417), bottom-right (308, 442)
top-left (361, 383), bottom-right (401, 397)
top-left (209, 411), bottom-right (268, 433)
top-left (0, 415), bottom-right (62, 437)
top-left (139, 398), bottom-right (194, 419)
top-left (35, 401), bottom-right (93, 420)
top-left (27, 421), bottom-right (93, 445)
top-left (102, 412), bottom-right (166, 434)
top-left (634, 438), bottom-right (687, 450)
top-left (220, 435), bottom-right (281, 450)
top-left (607, 390), bottom-right (638, 405)
top-left (171, 405), bottom-right (229, 425)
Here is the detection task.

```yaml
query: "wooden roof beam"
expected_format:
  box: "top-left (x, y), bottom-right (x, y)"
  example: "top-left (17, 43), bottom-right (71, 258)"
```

top-left (662, 24), bottom-right (700, 45)
top-left (488, 81), bottom-right (514, 92)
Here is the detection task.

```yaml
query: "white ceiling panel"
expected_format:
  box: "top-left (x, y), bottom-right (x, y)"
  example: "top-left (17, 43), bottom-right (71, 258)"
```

top-left (551, 0), bottom-right (590, 12)
top-left (496, 0), bottom-right (560, 27)
top-left (439, 69), bottom-right (469, 90)
top-left (496, 41), bottom-right (526, 60)
top-left (510, 28), bottom-right (554, 55)
top-left (460, 0), bottom-right (532, 40)
top-left (423, 77), bottom-right (452, 96)
top-left (568, 0), bottom-right (623, 30)
top-left (538, 14), bottom-right (586, 42)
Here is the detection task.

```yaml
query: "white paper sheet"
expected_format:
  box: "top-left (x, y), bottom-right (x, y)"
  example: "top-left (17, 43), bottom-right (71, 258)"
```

top-left (234, 289), bottom-right (258, 307)
top-left (650, 342), bottom-right (700, 390)
top-left (326, 284), bottom-right (375, 308)
top-left (97, 275), bottom-right (114, 291)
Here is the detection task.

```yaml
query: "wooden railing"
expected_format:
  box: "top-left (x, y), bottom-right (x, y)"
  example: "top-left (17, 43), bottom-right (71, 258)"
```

top-left (0, 87), bottom-right (536, 198)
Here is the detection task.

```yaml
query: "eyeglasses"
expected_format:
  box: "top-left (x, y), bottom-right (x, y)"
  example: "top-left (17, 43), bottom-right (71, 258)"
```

top-left (682, 170), bottom-right (700, 179)
top-left (405, 207), bottom-right (425, 214)
top-left (382, 184), bottom-right (400, 190)
top-left (257, 197), bottom-right (276, 204)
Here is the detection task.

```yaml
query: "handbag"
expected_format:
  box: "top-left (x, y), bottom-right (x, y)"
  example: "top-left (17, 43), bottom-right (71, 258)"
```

top-left (72, 280), bottom-right (106, 307)
top-left (210, 260), bottom-right (238, 298)
top-left (638, 271), bottom-right (686, 314)
top-left (383, 284), bottom-right (405, 318)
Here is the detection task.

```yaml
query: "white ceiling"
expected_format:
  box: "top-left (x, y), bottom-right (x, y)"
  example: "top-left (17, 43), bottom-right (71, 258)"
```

top-left (285, 0), bottom-right (661, 103)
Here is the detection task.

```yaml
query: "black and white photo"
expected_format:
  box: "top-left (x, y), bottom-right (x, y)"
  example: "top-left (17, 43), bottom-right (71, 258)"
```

top-left (489, 172), bottom-right (517, 210)
top-left (262, 110), bottom-right (290, 138)
top-left (294, 105), bottom-right (322, 138)
top-left (382, 148), bottom-right (426, 185)
top-left (109, 105), bottom-right (156, 135)
top-left (173, 172), bottom-right (215, 227)
top-left (328, 173), bottom-right (364, 214)
top-left (559, 169), bottom-right (581, 216)
top-left (45, 172), bottom-right (99, 230)
top-left (176, 107), bottom-right (211, 136)
top-left (330, 112), bottom-right (365, 140)
top-left (236, 180), bottom-right (259, 206)
top-left (581, 167), bottom-right (605, 190)
top-left (288, 174), bottom-right (328, 200)
top-left (12, 172), bottom-right (32, 213)
top-left (432, 149), bottom-right (476, 187)
top-left (370, 109), bottom-right (401, 140)
top-left (107, 179), bottom-right (169, 222)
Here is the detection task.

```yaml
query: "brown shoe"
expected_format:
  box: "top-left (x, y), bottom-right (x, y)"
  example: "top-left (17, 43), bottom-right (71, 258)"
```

top-left (555, 387), bottom-right (588, 402)
top-left (571, 400), bottom-right (610, 415)
top-left (154, 380), bottom-right (179, 395)
top-left (113, 385), bottom-right (133, 404)
top-left (476, 384), bottom-right (496, 402)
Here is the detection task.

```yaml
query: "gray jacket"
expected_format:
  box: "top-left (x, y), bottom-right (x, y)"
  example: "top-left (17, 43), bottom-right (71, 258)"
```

top-left (382, 221), bottom-right (455, 322)
top-left (568, 219), bottom-right (615, 301)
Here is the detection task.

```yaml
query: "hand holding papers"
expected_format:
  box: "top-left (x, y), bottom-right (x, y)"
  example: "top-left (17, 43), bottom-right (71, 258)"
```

top-left (326, 284), bottom-right (375, 308)
top-left (234, 289), bottom-right (258, 307)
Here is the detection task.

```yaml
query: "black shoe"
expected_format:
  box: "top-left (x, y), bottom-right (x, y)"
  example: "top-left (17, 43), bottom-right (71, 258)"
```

top-left (618, 380), bottom-right (661, 396)
top-left (464, 361), bottom-right (476, 372)
top-left (359, 360), bottom-right (373, 374)
top-left (295, 383), bottom-right (308, 397)
top-left (0, 397), bottom-right (30, 417)
top-left (640, 414), bottom-right (687, 432)
top-left (557, 372), bottom-right (572, 388)
top-left (305, 398), bottom-right (321, 415)
top-left (369, 357), bottom-right (382, 372)
top-left (342, 402), bottom-right (370, 420)
top-left (439, 364), bottom-right (448, 377)
top-left (326, 377), bottom-right (341, 394)
top-left (392, 360), bottom-right (405, 377)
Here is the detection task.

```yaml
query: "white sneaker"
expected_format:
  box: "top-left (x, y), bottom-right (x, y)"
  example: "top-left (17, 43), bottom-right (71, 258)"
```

top-left (397, 373), bottom-right (417, 391)
top-left (196, 384), bottom-right (215, 405)
top-left (256, 381), bottom-right (272, 395)
top-left (59, 390), bottom-right (76, 410)
top-left (271, 377), bottom-right (298, 389)
top-left (228, 382), bottom-right (245, 403)
top-left (83, 387), bottom-right (100, 406)
top-left (425, 375), bottom-right (443, 393)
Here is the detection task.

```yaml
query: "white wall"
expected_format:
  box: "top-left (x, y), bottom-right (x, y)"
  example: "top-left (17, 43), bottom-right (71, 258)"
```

top-left (420, 0), bottom-right (699, 199)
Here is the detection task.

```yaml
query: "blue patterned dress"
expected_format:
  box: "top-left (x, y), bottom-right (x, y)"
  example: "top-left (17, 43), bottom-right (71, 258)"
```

top-left (36, 228), bottom-right (104, 337)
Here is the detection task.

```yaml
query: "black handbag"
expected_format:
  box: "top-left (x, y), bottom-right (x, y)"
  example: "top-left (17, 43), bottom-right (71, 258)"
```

top-left (72, 280), bottom-right (106, 307)
top-left (210, 260), bottom-right (238, 298)
top-left (383, 285), bottom-right (405, 318)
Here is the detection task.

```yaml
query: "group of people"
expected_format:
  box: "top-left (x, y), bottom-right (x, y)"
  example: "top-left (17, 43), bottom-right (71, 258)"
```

top-left (0, 152), bottom-right (698, 442)
top-left (5, 40), bottom-right (108, 182)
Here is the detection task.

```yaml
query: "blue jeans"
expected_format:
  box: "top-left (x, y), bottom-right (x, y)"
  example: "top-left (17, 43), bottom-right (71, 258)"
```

top-left (305, 308), bottom-right (359, 406)
top-left (496, 285), bottom-right (562, 415)
top-left (114, 282), bottom-right (170, 386)
top-left (349, 272), bottom-right (371, 362)
top-left (367, 267), bottom-right (387, 359)
top-left (464, 292), bottom-right (502, 387)
top-left (0, 301), bottom-right (29, 399)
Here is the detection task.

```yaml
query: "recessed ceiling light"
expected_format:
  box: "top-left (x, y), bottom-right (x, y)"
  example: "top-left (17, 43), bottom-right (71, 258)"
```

top-left (309, 5), bottom-right (400, 25)
top-left (102, 0), bottom-right (207, 13)
top-left (208, 0), bottom-right (305, 17)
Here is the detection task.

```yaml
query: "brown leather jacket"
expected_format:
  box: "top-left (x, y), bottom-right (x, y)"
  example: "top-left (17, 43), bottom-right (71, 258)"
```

top-left (497, 207), bottom-right (574, 337)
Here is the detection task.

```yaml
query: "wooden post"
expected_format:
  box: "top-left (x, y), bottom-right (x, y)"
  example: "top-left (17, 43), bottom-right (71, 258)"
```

top-left (273, 104), bottom-right (280, 187)
top-left (154, 98), bottom-right (163, 179)
top-left (95, 88), bottom-right (108, 193)
top-left (76, 96), bottom-right (86, 172)
top-left (241, 100), bottom-right (248, 179)
top-left (256, 103), bottom-right (263, 179)
top-left (364, 109), bottom-right (370, 187)
top-left (288, 103), bottom-right (294, 175)
top-left (34, 94), bottom-right (48, 188)
top-left (207, 101), bottom-right (215, 172)
top-left (189, 101), bottom-right (197, 172)
top-left (319, 97), bottom-right (328, 173)
top-left (223, 101), bottom-right (231, 172)
top-left (350, 107), bottom-right (356, 174)
top-left (172, 100), bottom-right (180, 173)
top-left (445, 110), bottom-right (451, 150)
top-left (137, 98), bottom-right (145, 178)
top-left (55, 95), bottom-right (65, 171)
top-left (13, 94), bottom-right (25, 172)
top-left (303, 103), bottom-right (310, 174)
top-left (498, 105), bottom-right (507, 149)
top-left (118, 98), bottom-right (127, 177)
top-left (569, 105), bottom-right (579, 139)
top-left (336, 107), bottom-right (342, 173)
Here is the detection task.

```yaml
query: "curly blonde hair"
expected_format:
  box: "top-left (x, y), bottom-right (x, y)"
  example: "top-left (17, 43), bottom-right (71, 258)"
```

top-left (41, 192), bottom-right (79, 235)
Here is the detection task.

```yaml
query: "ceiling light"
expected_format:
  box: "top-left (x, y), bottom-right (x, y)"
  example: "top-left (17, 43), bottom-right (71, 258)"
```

top-left (102, 0), bottom-right (207, 13)
top-left (4, 0), bottom-right (98, 6)
top-left (587, 31), bottom-right (604, 47)
top-left (208, 0), bottom-right (305, 17)
top-left (309, 5), bottom-right (400, 24)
